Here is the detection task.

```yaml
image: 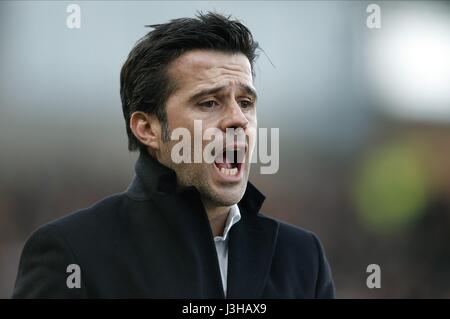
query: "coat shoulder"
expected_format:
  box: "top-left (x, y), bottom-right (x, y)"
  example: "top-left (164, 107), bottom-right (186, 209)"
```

top-left (257, 213), bottom-right (336, 298)
top-left (29, 192), bottom-right (134, 253)
top-left (257, 212), bottom-right (321, 250)
top-left (51, 192), bottom-right (131, 231)
top-left (13, 192), bottom-right (133, 298)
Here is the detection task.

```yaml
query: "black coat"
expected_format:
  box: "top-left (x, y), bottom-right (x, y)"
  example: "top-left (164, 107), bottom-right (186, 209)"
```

top-left (13, 151), bottom-right (335, 298)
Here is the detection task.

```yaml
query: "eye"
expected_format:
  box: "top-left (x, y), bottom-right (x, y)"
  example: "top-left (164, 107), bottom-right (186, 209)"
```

top-left (199, 100), bottom-right (218, 109)
top-left (239, 100), bottom-right (254, 109)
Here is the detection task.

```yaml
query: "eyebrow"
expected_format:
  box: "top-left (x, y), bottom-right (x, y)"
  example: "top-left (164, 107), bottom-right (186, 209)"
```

top-left (188, 83), bottom-right (258, 103)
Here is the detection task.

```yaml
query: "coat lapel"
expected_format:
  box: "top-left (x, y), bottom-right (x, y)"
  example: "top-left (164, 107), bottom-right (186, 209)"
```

top-left (157, 189), bottom-right (227, 298)
top-left (226, 183), bottom-right (279, 298)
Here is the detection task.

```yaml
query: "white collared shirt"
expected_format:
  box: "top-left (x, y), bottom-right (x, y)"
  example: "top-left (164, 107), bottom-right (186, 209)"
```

top-left (213, 204), bottom-right (241, 297)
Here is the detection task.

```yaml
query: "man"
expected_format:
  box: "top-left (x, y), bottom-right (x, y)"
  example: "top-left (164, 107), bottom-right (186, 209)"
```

top-left (13, 12), bottom-right (335, 298)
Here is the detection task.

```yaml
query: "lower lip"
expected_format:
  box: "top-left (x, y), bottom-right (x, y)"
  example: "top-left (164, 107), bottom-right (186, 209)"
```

top-left (213, 162), bottom-right (243, 183)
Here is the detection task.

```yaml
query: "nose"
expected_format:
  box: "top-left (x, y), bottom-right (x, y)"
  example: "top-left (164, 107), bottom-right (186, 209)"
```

top-left (219, 101), bottom-right (249, 132)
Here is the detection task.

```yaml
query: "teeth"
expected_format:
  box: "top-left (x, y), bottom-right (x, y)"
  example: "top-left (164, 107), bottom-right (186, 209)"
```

top-left (220, 167), bottom-right (238, 176)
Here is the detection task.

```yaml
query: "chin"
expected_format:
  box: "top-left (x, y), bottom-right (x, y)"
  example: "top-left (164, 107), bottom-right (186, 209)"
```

top-left (206, 182), bottom-right (247, 207)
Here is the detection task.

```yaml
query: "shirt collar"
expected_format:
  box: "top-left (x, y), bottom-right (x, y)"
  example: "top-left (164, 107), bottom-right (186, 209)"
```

top-left (214, 204), bottom-right (241, 242)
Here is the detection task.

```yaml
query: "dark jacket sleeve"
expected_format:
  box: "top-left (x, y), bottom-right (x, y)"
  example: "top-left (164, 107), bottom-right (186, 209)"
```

top-left (12, 223), bottom-right (85, 298)
top-left (311, 232), bottom-right (335, 298)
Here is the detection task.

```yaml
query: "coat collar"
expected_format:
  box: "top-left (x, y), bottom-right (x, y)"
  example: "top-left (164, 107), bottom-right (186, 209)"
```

top-left (125, 151), bottom-right (278, 298)
top-left (126, 150), bottom-right (266, 216)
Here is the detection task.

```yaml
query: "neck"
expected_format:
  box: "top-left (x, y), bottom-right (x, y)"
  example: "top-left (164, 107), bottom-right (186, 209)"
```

top-left (203, 200), bottom-right (231, 237)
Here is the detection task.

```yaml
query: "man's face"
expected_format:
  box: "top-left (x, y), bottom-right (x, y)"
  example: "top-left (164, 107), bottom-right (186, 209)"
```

top-left (156, 50), bottom-right (257, 208)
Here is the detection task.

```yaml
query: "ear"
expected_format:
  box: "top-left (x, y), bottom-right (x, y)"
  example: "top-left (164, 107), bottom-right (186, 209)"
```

top-left (129, 111), bottom-right (162, 151)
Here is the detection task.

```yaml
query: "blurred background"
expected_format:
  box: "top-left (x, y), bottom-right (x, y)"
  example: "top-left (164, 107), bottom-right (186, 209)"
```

top-left (1, 0), bottom-right (450, 298)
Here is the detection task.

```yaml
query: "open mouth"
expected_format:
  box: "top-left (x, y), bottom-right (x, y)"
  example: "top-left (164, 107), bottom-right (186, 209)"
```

top-left (213, 146), bottom-right (246, 177)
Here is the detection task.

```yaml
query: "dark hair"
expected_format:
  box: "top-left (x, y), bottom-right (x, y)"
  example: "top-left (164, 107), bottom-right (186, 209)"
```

top-left (120, 12), bottom-right (260, 151)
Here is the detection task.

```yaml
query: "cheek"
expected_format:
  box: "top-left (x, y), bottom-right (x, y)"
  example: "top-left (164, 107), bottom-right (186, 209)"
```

top-left (249, 113), bottom-right (257, 144)
top-left (159, 140), bottom-right (175, 163)
top-left (245, 111), bottom-right (257, 130)
top-left (166, 110), bottom-right (183, 132)
top-left (246, 127), bottom-right (257, 157)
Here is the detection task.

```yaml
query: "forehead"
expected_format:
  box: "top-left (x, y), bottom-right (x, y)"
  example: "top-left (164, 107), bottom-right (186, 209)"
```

top-left (167, 50), bottom-right (254, 94)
